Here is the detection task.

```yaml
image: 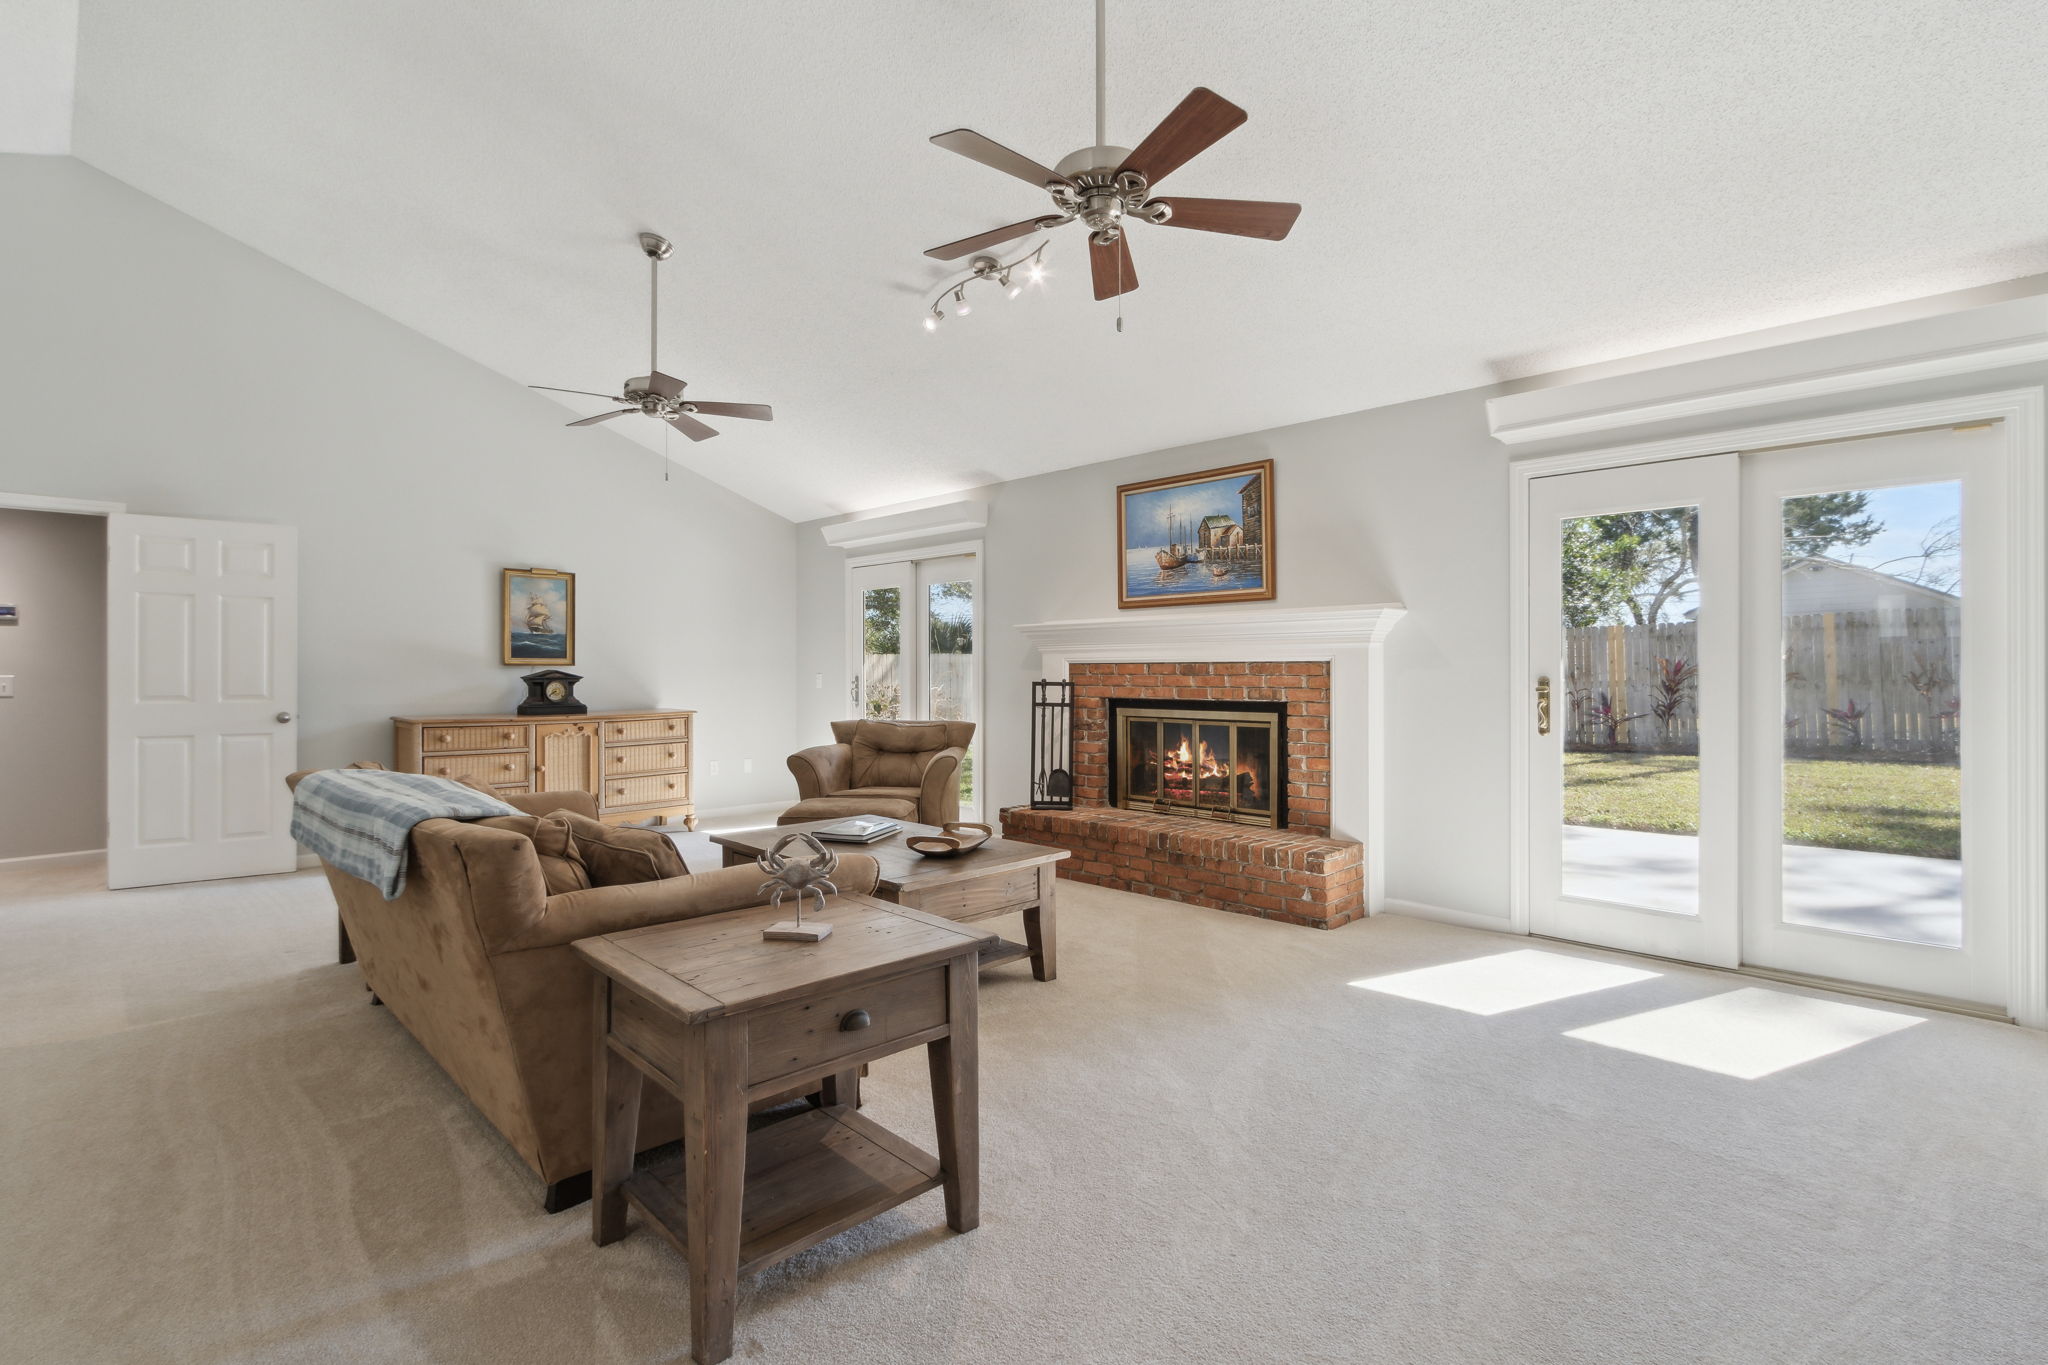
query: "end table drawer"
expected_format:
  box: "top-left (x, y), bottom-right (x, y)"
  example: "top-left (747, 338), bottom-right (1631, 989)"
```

top-left (423, 752), bottom-right (532, 786)
top-left (746, 966), bottom-right (947, 1088)
top-left (606, 772), bottom-right (687, 808)
top-left (421, 724), bottom-right (528, 752)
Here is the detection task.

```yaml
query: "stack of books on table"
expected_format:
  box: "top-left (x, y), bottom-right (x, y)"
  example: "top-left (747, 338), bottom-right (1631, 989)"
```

top-left (812, 816), bottom-right (902, 844)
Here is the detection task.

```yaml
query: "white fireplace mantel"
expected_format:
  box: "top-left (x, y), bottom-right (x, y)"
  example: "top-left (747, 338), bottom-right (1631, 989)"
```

top-left (1017, 602), bottom-right (1407, 661)
top-left (1017, 602), bottom-right (1407, 912)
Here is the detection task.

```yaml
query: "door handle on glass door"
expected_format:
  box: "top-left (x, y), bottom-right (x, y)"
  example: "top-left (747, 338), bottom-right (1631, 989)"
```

top-left (1535, 678), bottom-right (1550, 736)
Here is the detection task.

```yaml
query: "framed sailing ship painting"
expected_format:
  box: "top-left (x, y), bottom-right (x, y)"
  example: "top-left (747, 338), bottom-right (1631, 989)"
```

top-left (1116, 459), bottom-right (1275, 609)
top-left (501, 567), bottom-right (575, 665)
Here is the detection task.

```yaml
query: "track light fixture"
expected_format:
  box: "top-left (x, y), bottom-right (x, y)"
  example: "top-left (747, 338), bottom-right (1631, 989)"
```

top-left (922, 242), bottom-right (1048, 330)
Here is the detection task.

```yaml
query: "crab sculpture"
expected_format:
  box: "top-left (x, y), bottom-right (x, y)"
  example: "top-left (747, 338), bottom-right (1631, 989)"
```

top-left (756, 832), bottom-right (840, 939)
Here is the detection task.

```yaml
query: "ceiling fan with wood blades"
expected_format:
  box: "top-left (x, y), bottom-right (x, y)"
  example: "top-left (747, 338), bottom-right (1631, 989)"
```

top-left (923, 0), bottom-right (1301, 303)
top-left (531, 233), bottom-right (771, 442)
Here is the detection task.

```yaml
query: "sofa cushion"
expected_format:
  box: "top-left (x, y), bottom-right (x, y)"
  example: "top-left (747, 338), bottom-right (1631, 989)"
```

top-left (472, 813), bottom-right (590, 895)
top-left (779, 795), bottom-right (920, 826)
top-left (555, 811), bottom-right (688, 886)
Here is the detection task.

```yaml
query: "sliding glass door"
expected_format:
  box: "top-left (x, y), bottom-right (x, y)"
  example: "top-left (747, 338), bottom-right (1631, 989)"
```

top-left (1526, 454), bottom-right (1742, 966)
top-left (847, 552), bottom-right (980, 819)
top-left (1740, 426), bottom-right (2008, 1004)
top-left (1525, 424), bottom-right (2012, 1008)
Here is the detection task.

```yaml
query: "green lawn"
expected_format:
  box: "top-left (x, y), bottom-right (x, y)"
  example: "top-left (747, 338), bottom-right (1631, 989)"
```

top-left (1563, 751), bottom-right (1960, 860)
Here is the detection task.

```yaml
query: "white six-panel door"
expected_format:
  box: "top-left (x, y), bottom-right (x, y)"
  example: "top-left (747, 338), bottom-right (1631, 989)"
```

top-left (106, 515), bottom-right (299, 889)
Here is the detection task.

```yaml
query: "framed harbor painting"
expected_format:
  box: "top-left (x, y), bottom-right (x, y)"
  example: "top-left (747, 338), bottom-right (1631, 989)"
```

top-left (1116, 459), bottom-right (1275, 608)
top-left (501, 567), bottom-right (575, 665)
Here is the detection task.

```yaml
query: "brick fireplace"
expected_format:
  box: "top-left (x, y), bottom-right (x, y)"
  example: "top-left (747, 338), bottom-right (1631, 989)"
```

top-left (1003, 604), bottom-right (1405, 929)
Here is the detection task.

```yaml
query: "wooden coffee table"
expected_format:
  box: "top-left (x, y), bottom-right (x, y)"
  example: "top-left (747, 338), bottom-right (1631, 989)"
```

top-left (713, 820), bottom-right (1068, 981)
top-left (576, 893), bottom-right (992, 1365)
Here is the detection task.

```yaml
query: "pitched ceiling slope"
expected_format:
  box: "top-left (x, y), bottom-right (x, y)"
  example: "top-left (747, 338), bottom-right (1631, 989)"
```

top-left (69, 0), bottom-right (2048, 523)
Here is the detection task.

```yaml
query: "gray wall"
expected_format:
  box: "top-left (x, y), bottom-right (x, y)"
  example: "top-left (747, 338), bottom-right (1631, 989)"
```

top-left (796, 385), bottom-right (1517, 922)
top-left (0, 155), bottom-right (799, 811)
top-left (0, 509), bottom-right (105, 858)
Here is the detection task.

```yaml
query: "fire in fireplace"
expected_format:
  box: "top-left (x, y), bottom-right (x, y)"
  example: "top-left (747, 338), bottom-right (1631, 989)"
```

top-left (1109, 698), bottom-right (1287, 828)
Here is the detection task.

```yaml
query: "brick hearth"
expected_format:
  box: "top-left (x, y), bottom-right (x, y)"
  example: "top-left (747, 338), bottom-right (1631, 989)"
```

top-left (1002, 658), bottom-right (1363, 929)
top-left (1001, 807), bottom-right (1366, 929)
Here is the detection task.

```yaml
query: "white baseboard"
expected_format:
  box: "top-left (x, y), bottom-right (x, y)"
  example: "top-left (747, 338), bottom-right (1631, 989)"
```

top-left (1380, 898), bottom-right (1520, 934)
top-left (0, 847), bottom-right (104, 867)
top-left (688, 801), bottom-right (785, 832)
top-left (296, 852), bottom-right (322, 871)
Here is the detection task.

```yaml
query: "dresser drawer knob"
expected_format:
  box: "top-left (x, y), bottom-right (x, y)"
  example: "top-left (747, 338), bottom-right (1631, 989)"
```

top-left (839, 1009), bottom-right (871, 1032)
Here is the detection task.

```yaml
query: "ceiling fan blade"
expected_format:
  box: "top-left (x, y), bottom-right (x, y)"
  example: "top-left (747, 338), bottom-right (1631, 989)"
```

top-left (1089, 233), bottom-right (1138, 301)
top-left (1153, 197), bottom-right (1301, 241)
top-left (665, 412), bottom-right (720, 442)
top-left (532, 385), bottom-right (630, 401)
top-left (1116, 88), bottom-right (1247, 187)
top-left (686, 402), bottom-right (773, 422)
top-left (637, 371), bottom-right (686, 400)
top-left (924, 217), bottom-right (1059, 261)
top-left (930, 129), bottom-right (1069, 189)
top-left (567, 409), bottom-right (636, 427)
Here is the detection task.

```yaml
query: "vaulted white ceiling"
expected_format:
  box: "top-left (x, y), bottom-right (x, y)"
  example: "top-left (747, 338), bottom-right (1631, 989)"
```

top-left (53, 0), bottom-right (2048, 521)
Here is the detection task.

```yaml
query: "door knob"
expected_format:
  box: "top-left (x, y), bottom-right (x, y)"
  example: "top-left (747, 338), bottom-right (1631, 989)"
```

top-left (1535, 678), bottom-right (1550, 737)
top-left (275, 711), bottom-right (294, 724)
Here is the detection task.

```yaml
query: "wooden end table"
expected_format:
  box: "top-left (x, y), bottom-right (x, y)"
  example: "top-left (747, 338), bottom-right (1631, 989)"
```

top-left (713, 820), bottom-right (1068, 981)
top-left (575, 893), bottom-right (993, 1365)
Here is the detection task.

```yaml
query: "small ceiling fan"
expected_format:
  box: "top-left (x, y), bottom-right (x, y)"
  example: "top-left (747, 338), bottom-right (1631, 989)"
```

top-left (923, 0), bottom-right (1300, 302)
top-left (531, 233), bottom-right (771, 442)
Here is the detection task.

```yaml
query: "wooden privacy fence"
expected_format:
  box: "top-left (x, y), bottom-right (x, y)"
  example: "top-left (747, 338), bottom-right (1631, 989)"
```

top-left (1563, 606), bottom-right (1961, 758)
top-left (861, 652), bottom-right (974, 721)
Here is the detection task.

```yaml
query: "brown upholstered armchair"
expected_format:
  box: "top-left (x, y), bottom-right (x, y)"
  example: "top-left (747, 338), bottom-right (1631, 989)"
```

top-left (782, 719), bottom-right (977, 827)
top-left (287, 772), bottom-right (879, 1211)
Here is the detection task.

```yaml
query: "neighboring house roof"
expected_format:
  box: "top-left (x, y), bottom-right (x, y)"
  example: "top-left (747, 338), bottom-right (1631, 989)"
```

top-left (1782, 555), bottom-right (1958, 613)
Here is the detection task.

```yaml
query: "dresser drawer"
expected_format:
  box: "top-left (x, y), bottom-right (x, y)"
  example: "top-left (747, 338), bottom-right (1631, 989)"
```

top-left (420, 724), bottom-right (528, 753)
top-left (604, 717), bottom-right (688, 743)
top-left (745, 965), bottom-right (948, 1088)
top-left (604, 772), bottom-right (687, 809)
top-left (604, 740), bottom-right (687, 776)
top-left (422, 752), bottom-right (532, 786)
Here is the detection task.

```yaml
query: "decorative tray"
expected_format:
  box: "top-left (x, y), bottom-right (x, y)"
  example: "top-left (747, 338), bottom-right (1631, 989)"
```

top-left (905, 822), bottom-right (994, 858)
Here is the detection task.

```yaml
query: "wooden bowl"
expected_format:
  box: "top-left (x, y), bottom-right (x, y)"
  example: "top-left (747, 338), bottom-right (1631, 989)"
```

top-left (905, 822), bottom-right (994, 857)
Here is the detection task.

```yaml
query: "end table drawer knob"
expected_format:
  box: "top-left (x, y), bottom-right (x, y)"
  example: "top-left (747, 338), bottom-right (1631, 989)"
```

top-left (839, 1009), bottom-right (871, 1032)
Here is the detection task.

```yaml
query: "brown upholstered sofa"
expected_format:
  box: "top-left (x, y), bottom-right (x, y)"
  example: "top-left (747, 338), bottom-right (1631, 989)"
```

top-left (288, 772), bottom-right (879, 1211)
top-left (782, 719), bottom-right (977, 827)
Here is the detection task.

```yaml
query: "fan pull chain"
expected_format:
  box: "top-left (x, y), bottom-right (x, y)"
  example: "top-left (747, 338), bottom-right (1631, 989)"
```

top-left (1116, 240), bottom-right (1125, 333)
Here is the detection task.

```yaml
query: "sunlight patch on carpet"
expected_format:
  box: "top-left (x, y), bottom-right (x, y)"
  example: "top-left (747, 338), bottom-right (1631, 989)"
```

top-left (1565, 987), bottom-right (1924, 1079)
top-left (1351, 949), bottom-right (1659, 1016)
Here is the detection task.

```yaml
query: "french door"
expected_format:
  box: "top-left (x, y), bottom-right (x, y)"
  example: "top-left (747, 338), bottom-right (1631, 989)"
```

top-left (848, 551), bottom-right (980, 819)
top-left (1525, 425), bottom-right (2012, 1008)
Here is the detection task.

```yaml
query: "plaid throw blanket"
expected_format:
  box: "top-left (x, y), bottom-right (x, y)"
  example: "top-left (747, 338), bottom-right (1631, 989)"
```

top-left (291, 769), bottom-right (520, 901)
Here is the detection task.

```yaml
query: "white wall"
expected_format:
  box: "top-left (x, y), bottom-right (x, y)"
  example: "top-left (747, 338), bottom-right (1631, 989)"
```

top-left (0, 509), bottom-right (104, 858)
top-left (0, 155), bottom-right (799, 810)
top-left (796, 385), bottom-right (1516, 922)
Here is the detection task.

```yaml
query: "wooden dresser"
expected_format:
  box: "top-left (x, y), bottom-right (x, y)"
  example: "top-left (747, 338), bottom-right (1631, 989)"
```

top-left (393, 709), bottom-right (696, 830)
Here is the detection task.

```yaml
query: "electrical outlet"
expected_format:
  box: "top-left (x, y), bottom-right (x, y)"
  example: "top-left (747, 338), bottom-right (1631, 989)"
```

top-left (0, 676), bottom-right (13, 699)
top-left (743, 758), bottom-right (754, 774)
top-left (707, 760), bottom-right (721, 777)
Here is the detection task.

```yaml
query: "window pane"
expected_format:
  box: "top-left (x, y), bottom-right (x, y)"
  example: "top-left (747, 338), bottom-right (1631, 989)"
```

top-left (861, 587), bottom-right (901, 719)
top-left (928, 579), bottom-right (974, 806)
top-left (1779, 482), bottom-right (1962, 946)
top-left (1559, 505), bottom-right (1702, 915)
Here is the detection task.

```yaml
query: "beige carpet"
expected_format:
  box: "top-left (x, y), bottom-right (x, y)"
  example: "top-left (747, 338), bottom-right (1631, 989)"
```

top-left (5, 853), bottom-right (2047, 1364)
